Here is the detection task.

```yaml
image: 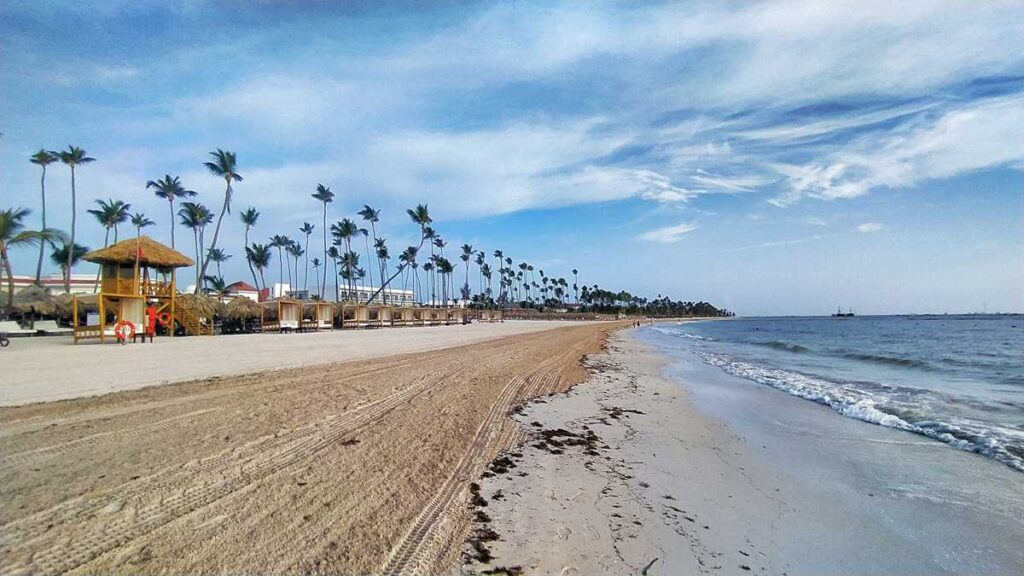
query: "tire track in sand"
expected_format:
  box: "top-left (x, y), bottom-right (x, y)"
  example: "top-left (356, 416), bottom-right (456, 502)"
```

top-left (0, 360), bottom-right (470, 576)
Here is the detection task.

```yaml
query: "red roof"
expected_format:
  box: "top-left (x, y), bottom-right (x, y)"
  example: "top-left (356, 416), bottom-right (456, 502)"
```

top-left (225, 281), bottom-right (258, 292)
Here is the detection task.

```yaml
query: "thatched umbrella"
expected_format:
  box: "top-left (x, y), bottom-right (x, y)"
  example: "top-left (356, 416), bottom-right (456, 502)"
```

top-left (177, 293), bottom-right (220, 318)
top-left (224, 296), bottom-right (262, 320)
top-left (10, 285), bottom-right (62, 319)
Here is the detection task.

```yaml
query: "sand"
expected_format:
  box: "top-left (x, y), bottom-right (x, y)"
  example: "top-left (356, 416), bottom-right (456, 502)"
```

top-left (0, 320), bottom-right (583, 406)
top-left (459, 329), bottom-right (1024, 575)
top-left (0, 322), bottom-right (616, 575)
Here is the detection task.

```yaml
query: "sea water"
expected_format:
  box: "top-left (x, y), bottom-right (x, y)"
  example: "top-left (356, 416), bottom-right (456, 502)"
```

top-left (648, 315), bottom-right (1024, 472)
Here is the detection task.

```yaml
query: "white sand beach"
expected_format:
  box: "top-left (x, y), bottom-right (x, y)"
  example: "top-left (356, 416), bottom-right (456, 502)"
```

top-left (0, 320), bottom-right (582, 406)
top-left (461, 329), bottom-right (1024, 575)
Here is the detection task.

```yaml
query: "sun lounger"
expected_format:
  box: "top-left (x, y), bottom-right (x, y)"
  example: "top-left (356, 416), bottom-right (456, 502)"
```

top-left (34, 320), bottom-right (73, 335)
top-left (0, 321), bottom-right (36, 336)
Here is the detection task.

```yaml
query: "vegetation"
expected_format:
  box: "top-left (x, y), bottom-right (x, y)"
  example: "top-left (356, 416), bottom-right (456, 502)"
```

top-left (8, 147), bottom-right (734, 318)
top-left (1, 208), bottom-right (65, 310)
top-left (29, 150), bottom-right (57, 284)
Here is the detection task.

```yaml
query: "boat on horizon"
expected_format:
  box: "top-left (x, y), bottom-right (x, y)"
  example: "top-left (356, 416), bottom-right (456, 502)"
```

top-left (832, 306), bottom-right (855, 317)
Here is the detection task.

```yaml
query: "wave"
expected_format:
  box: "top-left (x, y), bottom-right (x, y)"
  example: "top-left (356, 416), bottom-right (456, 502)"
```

top-left (651, 326), bottom-right (710, 340)
top-left (842, 352), bottom-right (933, 370)
top-left (699, 352), bottom-right (1024, 473)
top-left (754, 340), bottom-right (810, 353)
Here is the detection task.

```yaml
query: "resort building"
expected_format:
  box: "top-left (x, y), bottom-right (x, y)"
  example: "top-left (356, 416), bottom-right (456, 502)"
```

top-left (5, 273), bottom-right (96, 295)
top-left (222, 281), bottom-right (260, 302)
top-left (337, 285), bottom-right (416, 306)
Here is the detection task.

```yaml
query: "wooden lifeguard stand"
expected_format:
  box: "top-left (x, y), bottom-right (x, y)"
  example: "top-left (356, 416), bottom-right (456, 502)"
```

top-left (262, 298), bottom-right (302, 332)
top-left (302, 301), bottom-right (334, 331)
top-left (72, 236), bottom-right (194, 344)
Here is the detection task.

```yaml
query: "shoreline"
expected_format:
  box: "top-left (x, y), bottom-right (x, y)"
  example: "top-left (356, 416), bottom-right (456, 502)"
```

top-left (460, 329), bottom-right (1024, 575)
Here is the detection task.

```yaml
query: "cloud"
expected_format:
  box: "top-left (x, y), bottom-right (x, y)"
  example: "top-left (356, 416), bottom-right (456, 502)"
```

top-left (637, 222), bottom-right (699, 243)
top-left (856, 222), bottom-right (884, 233)
top-left (771, 97), bottom-right (1024, 205)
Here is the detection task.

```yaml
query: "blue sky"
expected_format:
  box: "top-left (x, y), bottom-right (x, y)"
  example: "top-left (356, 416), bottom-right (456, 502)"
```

top-left (1, 0), bottom-right (1022, 315)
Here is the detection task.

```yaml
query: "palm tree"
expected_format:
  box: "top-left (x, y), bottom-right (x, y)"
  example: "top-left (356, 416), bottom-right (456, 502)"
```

top-left (240, 207), bottom-right (261, 292)
top-left (311, 257), bottom-right (322, 299)
top-left (50, 241), bottom-right (88, 289)
top-left (30, 150), bottom-right (57, 284)
top-left (421, 261), bottom-right (434, 305)
top-left (87, 199), bottom-right (131, 292)
top-left (326, 245), bottom-right (341, 301)
top-left (572, 268), bottom-right (579, 304)
top-left (460, 244), bottom-right (474, 302)
top-left (131, 212), bottom-right (155, 239)
top-left (374, 238), bottom-right (390, 304)
top-left (331, 218), bottom-right (359, 298)
top-left (88, 198), bottom-right (131, 245)
top-left (245, 243), bottom-right (272, 293)
top-left (492, 250), bottom-right (504, 303)
top-left (311, 184), bottom-right (334, 298)
top-left (1, 208), bottom-right (66, 309)
top-left (299, 222), bottom-right (314, 291)
top-left (474, 251), bottom-right (486, 299)
top-left (436, 257), bottom-right (454, 305)
top-left (54, 146), bottom-right (95, 292)
top-left (207, 247), bottom-right (231, 279)
top-left (199, 149), bottom-right (243, 291)
top-left (357, 205), bottom-right (384, 297)
top-left (286, 242), bottom-right (303, 291)
top-left (204, 275), bottom-right (228, 296)
top-left (269, 234), bottom-right (291, 294)
top-left (146, 174), bottom-right (195, 249)
top-left (481, 262), bottom-right (492, 302)
top-left (178, 202), bottom-right (214, 290)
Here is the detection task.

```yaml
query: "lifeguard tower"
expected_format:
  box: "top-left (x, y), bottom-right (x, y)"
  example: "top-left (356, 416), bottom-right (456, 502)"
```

top-left (72, 236), bottom-right (201, 343)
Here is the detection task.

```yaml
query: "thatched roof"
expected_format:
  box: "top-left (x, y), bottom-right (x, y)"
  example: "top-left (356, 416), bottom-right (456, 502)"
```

top-left (224, 297), bottom-right (262, 320)
top-left (177, 293), bottom-right (221, 318)
top-left (262, 297), bottom-right (303, 307)
top-left (84, 236), bottom-right (193, 269)
top-left (8, 285), bottom-right (63, 315)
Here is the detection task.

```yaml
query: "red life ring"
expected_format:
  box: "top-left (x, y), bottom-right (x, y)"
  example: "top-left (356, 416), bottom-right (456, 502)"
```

top-left (114, 320), bottom-right (136, 341)
top-left (157, 312), bottom-right (171, 326)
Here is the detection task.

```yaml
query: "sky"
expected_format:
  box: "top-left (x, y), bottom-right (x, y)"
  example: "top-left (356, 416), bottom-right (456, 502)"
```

top-left (1, 0), bottom-right (1022, 315)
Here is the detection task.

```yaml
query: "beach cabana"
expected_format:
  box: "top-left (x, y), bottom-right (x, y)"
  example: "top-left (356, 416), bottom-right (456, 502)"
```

top-left (480, 309), bottom-right (503, 323)
top-left (395, 306), bottom-right (417, 327)
top-left (224, 296), bottom-right (262, 333)
top-left (340, 303), bottom-right (370, 329)
top-left (261, 297), bottom-right (302, 332)
top-left (449, 308), bottom-right (467, 325)
top-left (378, 305), bottom-right (395, 327)
top-left (367, 305), bottom-right (384, 328)
top-left (302, 301), bottom-right (334, 331)
top-left (73, 236), bottom-right (195, 343)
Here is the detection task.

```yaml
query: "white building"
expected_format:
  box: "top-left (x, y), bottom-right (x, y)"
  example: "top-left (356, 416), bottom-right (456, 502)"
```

top-left (4, 273), bottom-right (95, 295)
top-left (337, 285), bottom-right (416, 306)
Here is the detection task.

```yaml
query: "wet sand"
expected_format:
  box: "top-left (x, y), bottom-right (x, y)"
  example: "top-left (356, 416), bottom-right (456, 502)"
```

top-left (460, 329), bottom-right (1024, 575)
top-left (0, 322), bottom-right (615, 575)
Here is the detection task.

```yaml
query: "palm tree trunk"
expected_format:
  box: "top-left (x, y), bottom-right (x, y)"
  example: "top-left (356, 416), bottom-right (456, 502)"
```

top-left (35, 167), bottom-right (47, 284)
top-left (194, 229), bottom-right (200, 290)
top-left (320, 206), bottom-right (328, 299)
top-left (304, 235), bottom-right (310, 291)
top-left (363, 235), bottom-right (373, 299)
top-left (245, 227), bottom-right (259, 292)
top-left (277, 247), bottom-right (284, 295)
top-left (93, 228), bottom-right (110, 293)
top-left (169, 199), bottom-right (175, 249)
top-left (197, 181), bottom-right (231, 293)
top-left (4, 247), bottom-right (16, 310)
top-left (65, 166), bottom-right (76, 293)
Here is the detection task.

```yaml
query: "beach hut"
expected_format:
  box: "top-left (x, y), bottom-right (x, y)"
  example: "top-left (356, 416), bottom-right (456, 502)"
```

top-left (261, 297), bottom-right (302, 332)
top-left (72, 236), bottom-right (194, 343)
top-left (367, 305), bottom-right (384, 328)
top-left (302, 301), bottom-right (334, 331)
top-left (224, 296), bottom-right (263, 333)
top-left (378, 305), bottom-right (395, 327)
top-left (395, 306), bottom-right (416, 327)
top-left (449, 308), bottom-right (468, 325)
top-left (340, 303), bottom-right (370, 329)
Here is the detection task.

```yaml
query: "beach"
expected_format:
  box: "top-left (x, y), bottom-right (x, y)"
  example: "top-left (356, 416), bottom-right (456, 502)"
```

top-left (3, 321), bottom-right (1021, 575)
top-left (0, 320), bottom-right (584, 406)
top-left (0, 321), bottom-right (615, 575)
top-left (463, 328), bottom-right (1024, 575)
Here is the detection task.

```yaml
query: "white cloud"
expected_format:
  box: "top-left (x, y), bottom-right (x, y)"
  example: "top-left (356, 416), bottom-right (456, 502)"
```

top-left (637, 222), bottom-right (699, 243)
top-left (857, 222), bottom-right (884, 233)
top-left (772, 97), bottom-right (1024, 205)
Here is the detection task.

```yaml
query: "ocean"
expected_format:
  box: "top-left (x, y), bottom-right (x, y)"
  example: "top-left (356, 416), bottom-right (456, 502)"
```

top-left (647, 315), bottom-right (1024, 472)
